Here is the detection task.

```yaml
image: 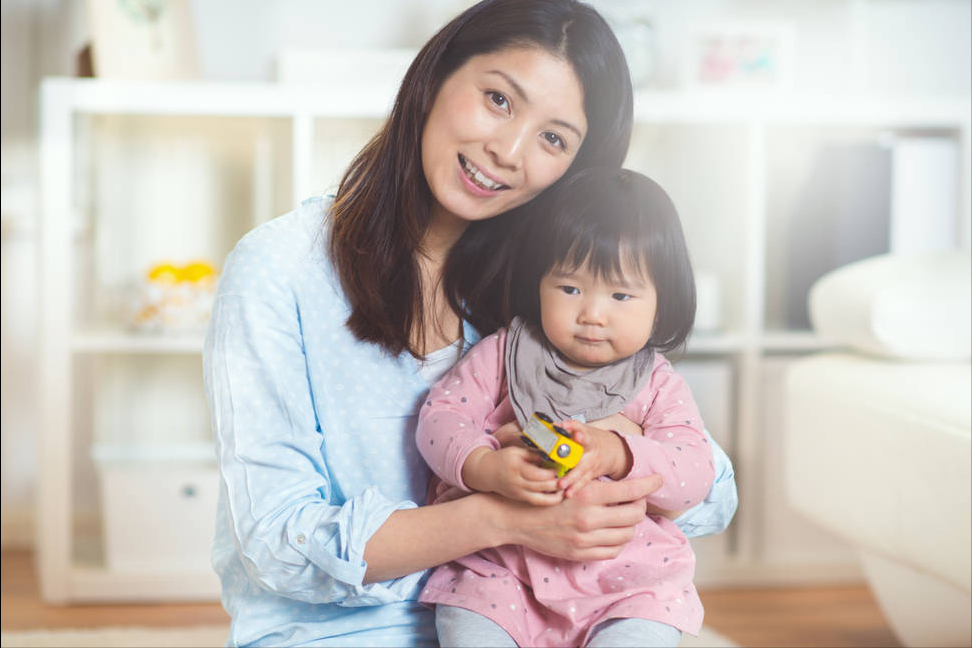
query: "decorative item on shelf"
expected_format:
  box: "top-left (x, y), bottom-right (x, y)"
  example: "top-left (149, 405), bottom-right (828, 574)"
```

top-left (85, 0), bottom-right (199, 80)
top-left (683, 22), bottom-right (794, 94)
top-left (602, 8), bottom-right (658, 88)
top-left (694, 271), bottom-right (723, 333)
top-left (130, 260), bottom-right (217, 334)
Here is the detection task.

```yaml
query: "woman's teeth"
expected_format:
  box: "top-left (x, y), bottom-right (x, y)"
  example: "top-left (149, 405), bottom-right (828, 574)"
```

top-left (460, 155), bottom-right (507, 191)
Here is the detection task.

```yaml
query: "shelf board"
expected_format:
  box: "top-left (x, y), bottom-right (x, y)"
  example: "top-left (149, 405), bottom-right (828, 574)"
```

top-left (42, 77), bottom-right (396, 119)
top-left (633, 90), bottom-right (972, 127)
top-left (68, 328), bottom-right (833, 355)
top-left (72, 329), bottom-right (204, 354)
top-left (685, 332), bottom-right (748, 353)
top-left (70, 561), bottom-right (220, 602)
top-left (42, 78), bottom-right (972, 129)
top-left (759, 331), bottom-right (837, 352)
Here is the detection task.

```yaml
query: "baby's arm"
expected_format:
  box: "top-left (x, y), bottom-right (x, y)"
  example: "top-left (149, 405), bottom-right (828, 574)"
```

top-left (415, 331), bottom-right (561, 506)
top-left (623, 357), bottom-right (715, 511)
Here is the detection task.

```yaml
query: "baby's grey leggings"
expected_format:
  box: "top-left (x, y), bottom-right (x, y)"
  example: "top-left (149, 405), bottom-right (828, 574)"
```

top-left (435, 604), bottom-right (681, 647)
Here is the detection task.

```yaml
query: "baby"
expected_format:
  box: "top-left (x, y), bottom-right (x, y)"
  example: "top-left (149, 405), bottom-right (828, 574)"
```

top-left (417, 168), bottom-right (714, 647)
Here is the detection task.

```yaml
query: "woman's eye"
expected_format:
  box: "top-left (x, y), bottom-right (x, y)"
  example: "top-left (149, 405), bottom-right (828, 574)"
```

top-left (612, 293), bottom-right (632, 302)
top-left (541, 131), bottom-right (566, 150)
top-left (559, 286), bottom-right (579, 295)
top-left (487, 91), bottom-right (510, 112)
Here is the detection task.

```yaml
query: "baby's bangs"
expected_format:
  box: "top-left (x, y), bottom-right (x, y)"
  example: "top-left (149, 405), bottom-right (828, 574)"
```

top-left (552, 235), bottom-right (653, 286)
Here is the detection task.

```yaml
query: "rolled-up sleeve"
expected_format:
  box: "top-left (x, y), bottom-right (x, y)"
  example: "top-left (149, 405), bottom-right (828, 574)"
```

top-left (673, 430), bottom-right (738, 538)
top-left (204, 256), bottom-right (421, 606)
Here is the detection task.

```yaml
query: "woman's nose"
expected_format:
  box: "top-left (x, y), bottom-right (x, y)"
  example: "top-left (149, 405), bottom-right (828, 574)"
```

top-left (484, 122), bottom-right (527, 170)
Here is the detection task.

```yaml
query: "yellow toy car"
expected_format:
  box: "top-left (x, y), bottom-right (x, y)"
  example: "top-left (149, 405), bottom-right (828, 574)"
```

top-left (520, 412), bottom-right (584, 478)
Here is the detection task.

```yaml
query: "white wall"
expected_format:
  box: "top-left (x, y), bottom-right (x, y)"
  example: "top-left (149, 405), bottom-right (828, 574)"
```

top-left (2, 0), bottom-right (970, 548)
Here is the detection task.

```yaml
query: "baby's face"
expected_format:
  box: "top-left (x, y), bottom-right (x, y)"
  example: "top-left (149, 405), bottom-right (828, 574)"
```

top-left (539, 261), bottom-right (657, 370)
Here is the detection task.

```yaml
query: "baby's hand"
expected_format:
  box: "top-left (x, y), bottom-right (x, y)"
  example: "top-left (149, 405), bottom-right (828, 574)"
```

top-left (556, 420), bottom-right (631, 499)
top-left (463, 446), bottom-right (563, 506)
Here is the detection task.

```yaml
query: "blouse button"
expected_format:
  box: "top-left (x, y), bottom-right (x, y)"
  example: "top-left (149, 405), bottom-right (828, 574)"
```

top-left (296, 534), bottom-right (307, 544)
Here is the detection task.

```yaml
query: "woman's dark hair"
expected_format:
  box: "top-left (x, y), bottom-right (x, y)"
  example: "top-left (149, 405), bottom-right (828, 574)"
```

top-left (511, 168), bottom-right (697, 353)
top-left (329, 0), bottom-right (633, 358)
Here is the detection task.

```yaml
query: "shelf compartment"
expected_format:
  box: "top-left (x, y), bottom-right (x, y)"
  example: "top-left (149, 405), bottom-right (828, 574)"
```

top-left (70, 113), bottom-right (292, 334)
top-left (92, 442), bottom-right (217, 575)
top-left (72, 328), bottom-right (204, 354)
top-left (311, 117), bottom-right (385, 197)
top-left (627, 123), bottom-right (752, 335)
top-left (762, 124), bottom-right (965, 331)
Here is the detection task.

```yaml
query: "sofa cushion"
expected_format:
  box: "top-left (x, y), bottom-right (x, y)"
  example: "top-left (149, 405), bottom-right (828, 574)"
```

top-left (809, 251), bottom-right (971, 361)
top-left (784, 353), bottom-right (971, 593)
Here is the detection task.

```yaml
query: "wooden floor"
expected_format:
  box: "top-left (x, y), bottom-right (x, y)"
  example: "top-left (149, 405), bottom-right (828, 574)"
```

top-left (1, 549), bottom-right (900, 647)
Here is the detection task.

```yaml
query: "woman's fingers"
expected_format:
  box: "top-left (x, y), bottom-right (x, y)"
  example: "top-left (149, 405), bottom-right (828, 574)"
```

top-left (575, 474), bottom-right (662, 507)
top-left (522, 490), bottom-right (565, 507)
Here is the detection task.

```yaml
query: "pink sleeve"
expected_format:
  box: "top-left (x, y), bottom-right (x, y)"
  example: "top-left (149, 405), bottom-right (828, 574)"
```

top-left (416, 330), bottom-right (508, 491)
top-left (620, 356), bottom-right (715, 510)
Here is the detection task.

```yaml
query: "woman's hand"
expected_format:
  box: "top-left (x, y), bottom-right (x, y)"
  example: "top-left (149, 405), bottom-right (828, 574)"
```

top-left (499, 474), bottom-right (664, 561)
top-left (462, 446), bottom-right (563, 506)
top-left (555, 420), bottom-right (632, 498)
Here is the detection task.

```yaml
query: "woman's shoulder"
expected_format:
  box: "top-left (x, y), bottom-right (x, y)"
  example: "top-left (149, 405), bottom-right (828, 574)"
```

top-left (217, 195), bottom-right (337, 299)
top-left (233, 196), bottom-right (330, 259)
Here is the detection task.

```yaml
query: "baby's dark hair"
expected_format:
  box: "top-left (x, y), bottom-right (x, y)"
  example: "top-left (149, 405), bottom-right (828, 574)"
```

top-left (509, 167), bottom-right (696, 353)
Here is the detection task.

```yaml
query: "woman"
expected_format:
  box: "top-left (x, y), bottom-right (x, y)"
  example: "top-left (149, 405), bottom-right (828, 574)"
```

top-left (204, 1), bottom-right (737, 646)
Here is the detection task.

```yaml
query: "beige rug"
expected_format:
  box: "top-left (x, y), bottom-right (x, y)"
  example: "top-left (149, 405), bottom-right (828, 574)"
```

top-left (0, 623), bottom-right (740, 647)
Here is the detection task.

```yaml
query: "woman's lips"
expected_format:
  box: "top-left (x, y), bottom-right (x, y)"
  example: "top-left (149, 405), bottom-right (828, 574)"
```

top-left (458, 154), bottom-right (509, 193)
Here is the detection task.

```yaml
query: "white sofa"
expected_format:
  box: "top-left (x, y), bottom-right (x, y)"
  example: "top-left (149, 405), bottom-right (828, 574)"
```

top-left (784, 251), bottom-right (971, 648)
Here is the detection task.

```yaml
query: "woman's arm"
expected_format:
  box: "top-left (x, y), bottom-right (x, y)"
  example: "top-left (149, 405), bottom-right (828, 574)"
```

top-left (672, 431), bottom-right (738, 538)
top-left (363, 473), bottom-right (663, 583)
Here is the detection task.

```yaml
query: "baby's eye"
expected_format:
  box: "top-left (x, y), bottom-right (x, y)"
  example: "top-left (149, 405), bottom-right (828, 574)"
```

top-left (541, 131), bottom-right (566, 151)
top-left (487, 91), bottom-right (510, 112)
top-left (612, 293), bottom-right (632, 302)
top-left (559, 285), bottom-right (579, 295)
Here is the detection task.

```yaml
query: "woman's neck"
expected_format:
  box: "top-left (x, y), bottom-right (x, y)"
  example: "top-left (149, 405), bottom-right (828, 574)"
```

top-left (420, 203), bottom-right (470, 267)
top-left (411, 205), bottom-right (469, 355)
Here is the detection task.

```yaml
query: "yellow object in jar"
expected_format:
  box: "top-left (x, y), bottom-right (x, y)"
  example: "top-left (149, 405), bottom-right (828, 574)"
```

top-left (179, 260), bottom-right (217, 283)
top-left (147, 262), bottom-right (180, 284)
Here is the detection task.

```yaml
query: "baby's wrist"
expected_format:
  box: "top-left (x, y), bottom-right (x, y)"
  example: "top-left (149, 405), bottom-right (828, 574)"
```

top-left (605, 429), bottom-right (633, 480)
top-left (460, 447), bottom-right (494, 493)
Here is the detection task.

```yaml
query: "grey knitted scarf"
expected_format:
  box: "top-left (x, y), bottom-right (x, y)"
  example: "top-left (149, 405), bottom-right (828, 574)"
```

top-left (504, 316), bottom-right (654, 428)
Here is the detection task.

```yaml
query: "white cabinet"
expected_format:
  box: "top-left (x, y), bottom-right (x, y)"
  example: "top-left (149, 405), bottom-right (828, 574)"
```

top-left (37, 76), bottom-right (971, 602)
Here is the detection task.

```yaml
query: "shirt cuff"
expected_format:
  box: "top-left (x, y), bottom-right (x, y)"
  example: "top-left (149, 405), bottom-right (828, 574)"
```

top-left (295, 485), bottom-right (422, 606)
top-left (451, 435), bottom-right (501, 491)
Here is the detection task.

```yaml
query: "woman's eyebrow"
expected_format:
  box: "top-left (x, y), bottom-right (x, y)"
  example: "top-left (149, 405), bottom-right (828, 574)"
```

top-left (485, 70), bottom-right (583, 139)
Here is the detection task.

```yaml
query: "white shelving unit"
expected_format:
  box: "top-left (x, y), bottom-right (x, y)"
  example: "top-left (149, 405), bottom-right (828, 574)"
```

top-left (38, 76), bottom-right (971, 602)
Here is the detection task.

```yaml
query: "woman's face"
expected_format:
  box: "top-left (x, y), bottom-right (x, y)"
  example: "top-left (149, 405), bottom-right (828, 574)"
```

top-left (421, 46), bottom-right (587, 226)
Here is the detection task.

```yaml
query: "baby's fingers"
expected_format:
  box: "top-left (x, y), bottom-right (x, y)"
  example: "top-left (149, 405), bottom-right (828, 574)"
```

top-left (563, 472), bottom-right (594, 499)
top-left (518, 472), bottom-right (561, 496)
top-left (558, 457), bottom-right (595, 493)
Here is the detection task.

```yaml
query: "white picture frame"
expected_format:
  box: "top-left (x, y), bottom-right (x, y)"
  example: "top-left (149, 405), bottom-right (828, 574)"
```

top-left (683, 22), bottom-right (795, 94)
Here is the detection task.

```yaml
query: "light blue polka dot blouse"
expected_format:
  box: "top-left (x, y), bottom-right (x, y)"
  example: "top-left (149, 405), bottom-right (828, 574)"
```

top-left (203, 196), bottom-right (738, 647)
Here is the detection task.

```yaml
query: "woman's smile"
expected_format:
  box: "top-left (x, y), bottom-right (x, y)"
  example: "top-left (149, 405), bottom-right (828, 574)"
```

top-left (458, 153), bottom-right (509, 194)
